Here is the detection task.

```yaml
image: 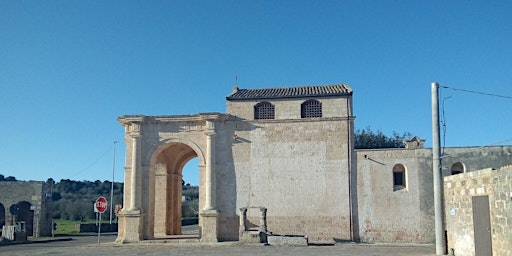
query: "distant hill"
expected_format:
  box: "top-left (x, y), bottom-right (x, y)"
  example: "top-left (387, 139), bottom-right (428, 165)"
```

top-left (1, 175), bottom-right (198, 221)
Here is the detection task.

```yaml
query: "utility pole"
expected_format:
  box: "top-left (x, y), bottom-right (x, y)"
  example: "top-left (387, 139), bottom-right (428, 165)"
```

top-left (431, 82), bottom-right (445, 255)
top-left (109, 141), bottom-right (118, 224)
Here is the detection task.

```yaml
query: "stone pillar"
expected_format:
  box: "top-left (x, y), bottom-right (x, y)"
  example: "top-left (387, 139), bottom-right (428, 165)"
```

top-left (129, 133), bottom-right (141, 211)
top-left (200, 120), bottom-right (218, 242)
top-left (153, 164), bottom-right (167, 237)
top-left (116, 118), bottom-right (144, 243)
top-left (169, 173), bottom-right (182, 235)
top-left (203, 131), bottom-right (216, 211)
top-left (116, 211), bottom-right (144, 243)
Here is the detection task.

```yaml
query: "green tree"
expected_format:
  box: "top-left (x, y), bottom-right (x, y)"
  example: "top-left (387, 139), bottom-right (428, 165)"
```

top-left (355, 127), bottom-right (412, 149)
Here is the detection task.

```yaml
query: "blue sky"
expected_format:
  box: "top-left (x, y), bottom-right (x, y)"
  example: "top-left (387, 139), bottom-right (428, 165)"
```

top-left (1, 1), bottom-right (511, 186)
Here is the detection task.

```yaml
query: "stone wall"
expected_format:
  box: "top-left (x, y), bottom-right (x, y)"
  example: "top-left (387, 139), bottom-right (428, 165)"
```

top-left (356, 146), bottom-right (512, 244)
top-left (444, 165), bottom-right (512, 256)
top-left (355, 148), bottom-right (433, 243)
top-left (226, 97), bottom-right (351, 121)
top-left (224, 96), bottom-right (355, 243)
top-left (0, 181), bottom-right (52, 237)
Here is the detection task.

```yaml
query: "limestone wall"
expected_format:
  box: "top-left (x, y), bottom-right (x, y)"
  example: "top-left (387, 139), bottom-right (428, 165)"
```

top-left (355, 146), bottom-right (512, 244)
top-left (0, 181), bottom-right (52, 237)
top-left (221, 94), bottom-right (355, 243)
top-left (444, 166), bottom-right (512, 256)
top-left (355, 148), bottom-right (432, 243)
top-left (226, 97), bottom-right (351, 121)
top-left (222, 116), bottom-right (354, 243)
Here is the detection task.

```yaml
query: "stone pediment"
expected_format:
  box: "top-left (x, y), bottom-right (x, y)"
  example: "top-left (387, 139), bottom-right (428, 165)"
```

top-left (403, 136), bottom-right (425, 149)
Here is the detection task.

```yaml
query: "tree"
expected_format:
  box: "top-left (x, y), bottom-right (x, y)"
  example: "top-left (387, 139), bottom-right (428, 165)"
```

top-left (355, 127), bottom-right (412, 149)
top-left (4, 176), bottom-right (17, 181)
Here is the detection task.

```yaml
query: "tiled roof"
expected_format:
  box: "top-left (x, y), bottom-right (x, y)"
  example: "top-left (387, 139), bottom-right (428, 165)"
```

top-left (226, 84), bottom-right (352, 100)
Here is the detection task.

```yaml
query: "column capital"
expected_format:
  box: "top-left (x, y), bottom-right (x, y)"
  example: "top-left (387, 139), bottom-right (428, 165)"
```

top-left (127, 132), bottom-right (142, 138)
top-left (205, 131), bottom-right (216, 137)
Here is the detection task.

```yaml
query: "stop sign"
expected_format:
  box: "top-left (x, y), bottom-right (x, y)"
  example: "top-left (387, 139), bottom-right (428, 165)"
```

top-left (95, 196), bottom-right (108, 213)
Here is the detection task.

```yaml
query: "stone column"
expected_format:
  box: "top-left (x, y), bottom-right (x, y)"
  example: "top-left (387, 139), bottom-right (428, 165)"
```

top-left (203, 131), bottom-right (216, 211)
top-left (200, 120), bottom-right (218, 242)
top-left (116, 118), bottom-right (144, 243)
top-left (129, 133), bottom-right (141, 211)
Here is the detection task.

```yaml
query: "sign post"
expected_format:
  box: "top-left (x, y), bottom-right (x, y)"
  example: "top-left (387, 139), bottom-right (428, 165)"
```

top-left (95, 196), bottom-right (108, 245)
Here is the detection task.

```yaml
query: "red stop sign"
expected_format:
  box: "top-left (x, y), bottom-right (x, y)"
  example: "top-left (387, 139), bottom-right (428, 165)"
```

top-left (95, 196), bottom-right (108, 213)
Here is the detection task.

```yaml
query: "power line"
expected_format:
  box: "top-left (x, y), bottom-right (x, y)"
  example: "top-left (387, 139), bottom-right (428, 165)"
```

top-left (439, 137), bottom-right (512, 159)
top-left (439, 85), bottom-right (512, 99)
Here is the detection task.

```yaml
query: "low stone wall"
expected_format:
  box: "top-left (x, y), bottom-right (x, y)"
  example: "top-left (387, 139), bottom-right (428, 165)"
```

top-left (76, 218), bottom-right (197, 233)
top-left (76, 223), bottom-right (118, 233)
top-left (182, 218), bottom-right (198, 226)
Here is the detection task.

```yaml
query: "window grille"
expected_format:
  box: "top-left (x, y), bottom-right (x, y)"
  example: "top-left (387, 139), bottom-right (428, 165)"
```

top-left (301, 100), bottom-right (322, 118)
top-left (254, 102), bottom-right (275, 120)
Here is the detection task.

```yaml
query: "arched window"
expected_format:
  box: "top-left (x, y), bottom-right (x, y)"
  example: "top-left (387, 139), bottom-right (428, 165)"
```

top-left (451, 162), bottom-right (465, 175)
top-left (393, 164), bottom-right (407, 191)
top-left (301, 99), bottom-right (322, 118)
top-left (254, 102), bottom-right (275, 120)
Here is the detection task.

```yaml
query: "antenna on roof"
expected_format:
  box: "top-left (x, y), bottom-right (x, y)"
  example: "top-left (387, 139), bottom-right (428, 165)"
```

top-left (233, 75), bottom-right (239, 92)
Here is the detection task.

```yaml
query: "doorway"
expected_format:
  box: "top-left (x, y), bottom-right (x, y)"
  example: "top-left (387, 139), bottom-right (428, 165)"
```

top-left (153, 142), bottom-right (202, 238)
top-left (472, 195), bottom-right (492, 256)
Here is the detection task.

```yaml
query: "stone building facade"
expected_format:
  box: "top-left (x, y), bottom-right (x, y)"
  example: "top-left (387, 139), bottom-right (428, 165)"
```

top-left (444, 165), bottom-right (512, 256)
top-left (356, 146), bottom-right (512, 244)
top-left (0, 181), bottom-right (52, 237)
top-left (115, 84), bottom-right (512, 246)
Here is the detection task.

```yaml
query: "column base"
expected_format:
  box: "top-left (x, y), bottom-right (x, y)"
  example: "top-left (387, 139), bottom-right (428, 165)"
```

top-left (115, 210), bottom-right (144, 243)
top-left (200, 210), bottom-right (218, 243)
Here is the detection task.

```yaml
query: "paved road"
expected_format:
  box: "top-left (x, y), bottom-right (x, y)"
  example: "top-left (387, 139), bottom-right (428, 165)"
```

top-left (0, 234), bottom-right (116, 253)
top-left (0, 237), bottom-right (436, 256)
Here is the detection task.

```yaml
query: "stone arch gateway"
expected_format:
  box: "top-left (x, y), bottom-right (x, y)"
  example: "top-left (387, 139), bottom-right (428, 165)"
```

top-left (116, 113), bottom-right (229, 243)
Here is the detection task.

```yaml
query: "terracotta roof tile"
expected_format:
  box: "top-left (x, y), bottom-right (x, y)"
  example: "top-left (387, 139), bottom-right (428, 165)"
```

top-left (226, 84), bottom-right (352, 100)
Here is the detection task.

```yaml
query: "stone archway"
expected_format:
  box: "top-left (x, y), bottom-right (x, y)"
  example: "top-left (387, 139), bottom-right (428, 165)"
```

top-left (116, 113), bottom-right (228, 243)
top-left (17, 201), bottom-right (34, 236)
top-left (151, 141), bottom-right (201, 237)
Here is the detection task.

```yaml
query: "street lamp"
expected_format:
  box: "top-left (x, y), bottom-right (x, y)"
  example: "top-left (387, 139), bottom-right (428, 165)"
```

top-left (110, 141), bottom-right (118, 224)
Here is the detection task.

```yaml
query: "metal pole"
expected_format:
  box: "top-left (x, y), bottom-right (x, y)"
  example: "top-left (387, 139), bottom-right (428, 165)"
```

top-left (431, 82), bottom-right (445, 255)
top-left (97, 212), bottom-right (102, 245)
top-left (110, 141), bottom-right (118, 224)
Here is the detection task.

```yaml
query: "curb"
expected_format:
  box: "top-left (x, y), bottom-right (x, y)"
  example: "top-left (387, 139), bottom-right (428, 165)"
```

top-left (0, 237), bottom-right (73, 247)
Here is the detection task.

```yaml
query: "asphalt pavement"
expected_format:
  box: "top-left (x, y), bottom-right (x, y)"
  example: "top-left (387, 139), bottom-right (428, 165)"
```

top-left (0, 235), bottom-right (436, 256)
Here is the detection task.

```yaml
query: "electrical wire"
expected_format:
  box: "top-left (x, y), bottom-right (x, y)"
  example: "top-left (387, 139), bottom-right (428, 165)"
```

top-left (440, 95), bottom-right (451, 157)
top-left (439, 85), bottom-right (512, 99)
top-left (438, 84), bottom-right (511, 151)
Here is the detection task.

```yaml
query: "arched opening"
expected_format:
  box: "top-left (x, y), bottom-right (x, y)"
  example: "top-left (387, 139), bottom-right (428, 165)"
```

top-left (152, 142), bottom-right (202, 238)
top-left (17, 201), bottom-right (34, 236)
top-left (392, 164), bottom-right (407, 191)
top-left (181, 157), bottom-right (199, 235)
top-left (451, 162), bottom-right (465, 175)
top-left (0, 203), bottom-right (5, 229)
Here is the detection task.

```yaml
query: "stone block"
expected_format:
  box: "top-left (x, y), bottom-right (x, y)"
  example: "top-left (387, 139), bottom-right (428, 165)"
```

top-left (267, 235), bottom-right (308, 246)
